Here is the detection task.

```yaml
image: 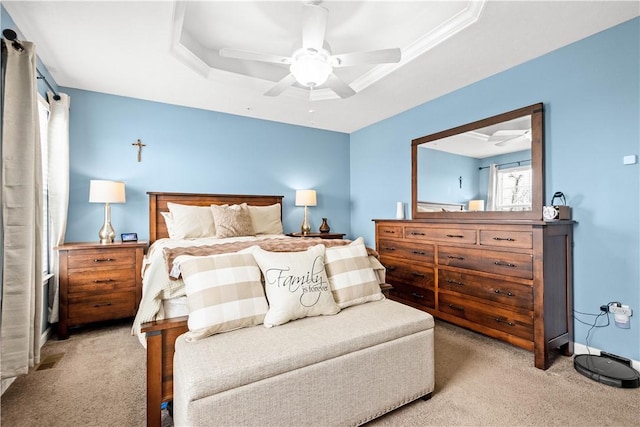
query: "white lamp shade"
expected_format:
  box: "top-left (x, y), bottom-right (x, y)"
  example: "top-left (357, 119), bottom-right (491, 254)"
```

top-left (89, 180), bottom-right (126, 204)
top-left (468, 199), bottom-right (485, 211)
top-left (295, 189), bottom-right (317, 207)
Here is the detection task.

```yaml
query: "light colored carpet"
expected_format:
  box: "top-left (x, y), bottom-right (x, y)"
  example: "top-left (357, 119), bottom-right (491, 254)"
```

top-left (1, 318), bottom-right (638, 426)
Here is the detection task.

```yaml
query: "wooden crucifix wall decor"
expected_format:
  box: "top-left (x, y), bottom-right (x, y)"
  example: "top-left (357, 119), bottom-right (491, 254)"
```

top-left (132, 139), bottom-right (146, 162)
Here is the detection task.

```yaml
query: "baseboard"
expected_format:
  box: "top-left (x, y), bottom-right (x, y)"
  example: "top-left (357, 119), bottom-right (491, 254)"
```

top-left (40, 325), bottom-right (52, 349)
top-left (573, 343), bottom-right (640, 372)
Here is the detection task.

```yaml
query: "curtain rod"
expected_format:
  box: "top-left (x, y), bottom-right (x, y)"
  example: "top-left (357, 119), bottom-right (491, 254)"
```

top-left (2, 28), bottom-right (61, 101)
top-left (478, 159), bottom-right (531, 170)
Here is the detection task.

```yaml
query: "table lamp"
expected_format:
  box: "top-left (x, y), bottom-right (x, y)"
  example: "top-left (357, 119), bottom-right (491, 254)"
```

top-left (295, 189), bottom-right (317, 235)
top-left (89, 180), bottom-right (126, 244)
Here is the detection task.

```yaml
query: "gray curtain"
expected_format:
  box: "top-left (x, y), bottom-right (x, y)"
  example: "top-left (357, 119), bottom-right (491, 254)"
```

top-left (1, 38), bottom-right (44, 378)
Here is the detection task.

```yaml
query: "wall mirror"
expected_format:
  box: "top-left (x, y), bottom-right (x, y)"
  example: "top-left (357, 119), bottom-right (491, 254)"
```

top-left (411, 103), bottom-right (544, 220)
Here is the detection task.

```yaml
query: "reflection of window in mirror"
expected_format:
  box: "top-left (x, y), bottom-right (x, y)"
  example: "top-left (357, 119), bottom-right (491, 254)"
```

top-left (495, 164), bottom-right (532, 211)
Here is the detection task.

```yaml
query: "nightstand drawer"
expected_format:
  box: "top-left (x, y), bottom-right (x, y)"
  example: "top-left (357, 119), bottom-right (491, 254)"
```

top-left (67, 268), bottom-right (136, 293)
top-left (68, 291), bottom-right (136, 325)
top-left (67, 248), bottom-right (135, 269)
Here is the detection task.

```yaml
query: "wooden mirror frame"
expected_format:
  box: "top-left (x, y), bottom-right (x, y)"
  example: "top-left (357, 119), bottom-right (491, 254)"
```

top-left (411, 103), bottom-right (544, 220)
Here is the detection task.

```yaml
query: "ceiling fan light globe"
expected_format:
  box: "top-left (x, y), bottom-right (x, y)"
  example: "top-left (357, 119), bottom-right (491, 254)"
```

top-left (290, 48), bottom-right (332, 88)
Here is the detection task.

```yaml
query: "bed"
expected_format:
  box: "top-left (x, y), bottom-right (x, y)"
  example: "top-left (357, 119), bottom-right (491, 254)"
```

top-left (136, 192), bottom-right (387, 426)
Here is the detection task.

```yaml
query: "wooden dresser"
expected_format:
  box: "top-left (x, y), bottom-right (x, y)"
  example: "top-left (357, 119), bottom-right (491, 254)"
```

top-left (57, 241), bottom-right (147, 339)
top-left (374, 219), bottom-right (573, 369)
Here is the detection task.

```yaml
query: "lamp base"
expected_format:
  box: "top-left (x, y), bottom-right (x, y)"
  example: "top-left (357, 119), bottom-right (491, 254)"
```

top-left (300, 205), bottom-right (311, 235)
top-left (98, 203), bottom-right (116, 244)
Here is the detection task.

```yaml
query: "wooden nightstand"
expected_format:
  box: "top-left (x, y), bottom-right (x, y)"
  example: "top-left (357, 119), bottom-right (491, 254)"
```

top-left (286, 232), bottom-right (345, 239)
top-left (56, 241), bottom-right (147, 339)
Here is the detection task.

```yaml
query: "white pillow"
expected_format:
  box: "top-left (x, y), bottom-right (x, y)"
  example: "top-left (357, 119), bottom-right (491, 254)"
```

top-left (178, 252), bottom-right (269, 341)
top-left (166, 202), bottom-right (216, 239)
top-left (160, 211), bottom-right (177, 239)
top-left (248, 203), bottom-right (283, 235)
top-left (252, 245), bottom-right (340, 327)
top-left (325, 237), bottom-right (385, 308)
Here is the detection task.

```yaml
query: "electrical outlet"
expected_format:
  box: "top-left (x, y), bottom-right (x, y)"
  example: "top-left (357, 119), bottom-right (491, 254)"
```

top-left (609, 304), bottom-right (633, 317)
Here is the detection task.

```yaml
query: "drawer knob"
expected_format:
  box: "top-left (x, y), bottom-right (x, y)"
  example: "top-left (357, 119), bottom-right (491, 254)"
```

top-left (494, 261), bottom-right (516, 268)
top-left (93, 302), bottom-right (113, 308)
top-left (410, 231), bottom-right (426, 236)
top-left (448, 303), bottom-right (464, 311)
top-left (411, 292), bottom-right (424, 299)
top-left (93, 279), bottom-right (114, 283)
top-left (493, 237), bottom-right (515, 241)
top-left (93, 258), bottom-right (114, 263)
top-left (446, 234), bottom-right (464, 238)
top-left (447, 255), bottom-right (464, 260)
top-left (494, 289), bottom-right (514, 296)
top-left (447, 279), bottom-right (464, 286)
top-left (495, 318), bottom-right (515, 327)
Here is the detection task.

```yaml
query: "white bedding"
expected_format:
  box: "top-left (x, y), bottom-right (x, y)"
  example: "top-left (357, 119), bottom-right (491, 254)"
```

top-left (131, 234), bottom-right (386, 345)
top-left (131, 234), bottom-right (290, 344)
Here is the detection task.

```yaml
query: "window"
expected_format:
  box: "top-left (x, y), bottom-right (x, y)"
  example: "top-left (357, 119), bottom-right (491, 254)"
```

top-left (495, 165), bottom-right (532, 211)
top-left (37, 94), bottom-right (50, 274)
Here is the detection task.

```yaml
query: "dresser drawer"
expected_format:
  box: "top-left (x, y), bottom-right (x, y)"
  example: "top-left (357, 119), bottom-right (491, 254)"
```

top-left (389, 283), bottom-right (435, 309)
top-left (68, 291), bottom-right (136, 326)
top-left (480, 230), bottom-right (532, 249)
top-left (405, 226), bottom-right (476, 244)
top-left (383, 259), bottom-right (435, 290)
top-left (438, 293), bottom-right (533, 341)
top-left (67, 267), bottom-right (136, 293)
top-left (438, 246), bottom-right (533, 279)
top-left (378, 239), bottom-right (434, 264)
top-left (67, 248), bottom-right (135, 269)
top-left (377, 224), bottom-right (403, 239)
top-left (438, 269), bottom-right (533, 310)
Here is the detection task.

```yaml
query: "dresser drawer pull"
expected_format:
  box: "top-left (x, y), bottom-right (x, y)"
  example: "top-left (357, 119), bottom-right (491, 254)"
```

top-left (495, 318), bottom-right (515, 327)
top-left (93, 279), bottom-right (114, 283)
top-left (382, 247), bottom-right (396, 251)
top-left (493, 237), bottom-right (515, 241)
top-left (93, 302), bottom-right (112, 308)
top-left (494, 289), bottom-right (514, 296)
top-left (447, 279), bottom-right (464, 286)
top-left (93, 258), bottom-right (114, 263)
top-left (446, 234), bottom-right (464, 238)
top-left (411, 292), bottom-right (424, 299)
top-left (410, 231), bottom-right (426, 236)
top-left (494, 261), bottom-right (516, 268)
top-left (411, 272), bottom-right (425, 278)
top-left (412, 250), bottom-right (427, 256)
top-left (383, 230), bottom-right (396, 234)
top-left (448, 303), bottom-right (464, 311)
top-left (447, 255), bottom-right (464, 260)
top-left (386, 266), bottom-right (397, 272)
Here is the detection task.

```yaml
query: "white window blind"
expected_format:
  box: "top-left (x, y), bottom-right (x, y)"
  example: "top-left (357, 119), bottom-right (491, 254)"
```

top-left (37, 94), bottom-right (50, 274)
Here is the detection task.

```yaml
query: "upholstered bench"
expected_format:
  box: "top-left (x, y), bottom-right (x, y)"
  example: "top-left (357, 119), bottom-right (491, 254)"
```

top-left (173, 299), bottom-right (435, 426)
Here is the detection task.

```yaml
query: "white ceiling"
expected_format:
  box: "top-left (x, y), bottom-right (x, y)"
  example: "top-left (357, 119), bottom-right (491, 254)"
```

top-left (4, 1), bottom-right (639, 133)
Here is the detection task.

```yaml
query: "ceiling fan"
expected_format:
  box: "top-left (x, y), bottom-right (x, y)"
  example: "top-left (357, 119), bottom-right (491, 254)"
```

top-left (219, 2), bottom-right (402, 98)
top-left (489, 129), bottom-right (531, 146)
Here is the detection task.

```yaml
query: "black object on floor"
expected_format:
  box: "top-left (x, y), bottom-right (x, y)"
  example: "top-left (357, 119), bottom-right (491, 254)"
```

top-left (574, 354), bottom-right (640, 388)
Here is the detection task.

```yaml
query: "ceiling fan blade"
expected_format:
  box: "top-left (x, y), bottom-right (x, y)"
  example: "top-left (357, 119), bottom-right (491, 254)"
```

top-left (302, 4), bottom-right (328, 52)
top-left (219, 48), bottom-right (291, 65)
top-left (493, 131), bottom-right (531, 147)
top-left (332, 48), bottom-right (401, 67)
top-left (325, 73), bottom-right (356, 98)
top-left (264, 74), bottom-right (298, 97)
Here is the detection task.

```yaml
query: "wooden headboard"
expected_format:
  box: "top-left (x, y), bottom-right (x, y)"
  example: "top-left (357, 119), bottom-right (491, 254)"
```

top-left (148, 192), bottom-right (284, 243)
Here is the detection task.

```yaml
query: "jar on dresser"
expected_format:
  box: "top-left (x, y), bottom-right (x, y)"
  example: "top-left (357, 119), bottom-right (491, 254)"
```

top-left (56, 241), bottom-right (147, 339)
top-left (374, 219), bottom-right (573, 370)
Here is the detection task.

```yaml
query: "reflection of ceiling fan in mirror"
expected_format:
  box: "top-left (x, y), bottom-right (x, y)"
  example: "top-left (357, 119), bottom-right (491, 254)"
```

top-left (489, 129), bottom-right (532, 146)
top-left (218, 2), bottom-right (401, 98)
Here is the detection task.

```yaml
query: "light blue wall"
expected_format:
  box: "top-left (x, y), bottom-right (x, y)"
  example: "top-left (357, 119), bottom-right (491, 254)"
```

top-left (63, 89), bottom-right (351, 243)
top-left (351, 18), bottom-right (640, 361)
